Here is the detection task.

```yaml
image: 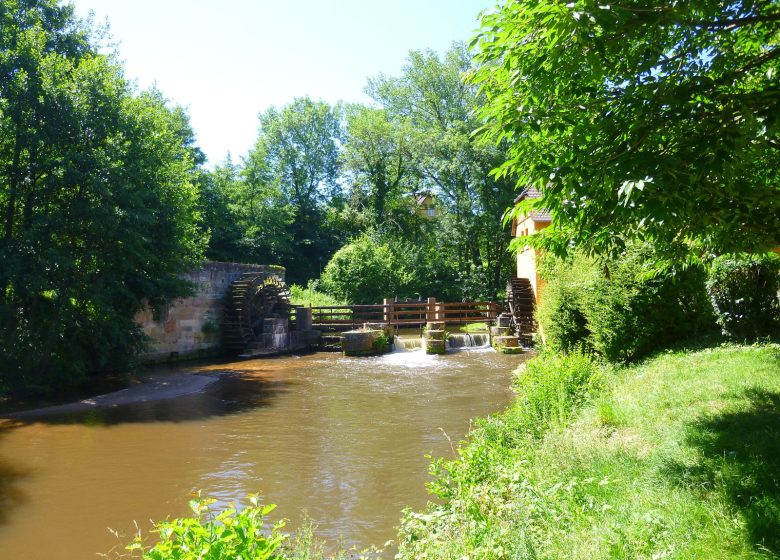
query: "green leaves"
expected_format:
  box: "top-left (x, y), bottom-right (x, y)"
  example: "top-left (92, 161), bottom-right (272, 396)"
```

top-left (0, 0), bottom-right (205, 395)
top-left (127, 494), bottom-right (286, 560)
top-left (471, 0), bottom-right (780, 259)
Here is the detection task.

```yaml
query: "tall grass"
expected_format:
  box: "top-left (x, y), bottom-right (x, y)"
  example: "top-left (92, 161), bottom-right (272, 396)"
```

top-left (289, 284), bottom-right (344, 308)
top-left (397, 343), bottom-right (780, 559)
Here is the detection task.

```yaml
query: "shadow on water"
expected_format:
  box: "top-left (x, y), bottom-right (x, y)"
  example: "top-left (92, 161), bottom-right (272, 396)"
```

top-left (663, 388), bottom-right (780, 555)
top-left (0, 426), bottom-right (30, 527)
top-left (2, 359), bottom-right (296, 427)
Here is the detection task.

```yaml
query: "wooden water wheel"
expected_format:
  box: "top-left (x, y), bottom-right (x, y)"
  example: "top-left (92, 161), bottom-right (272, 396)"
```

top-left (222, 273), bottom-right (291, 352)
top-left (506, 277), bottom-right (535, 345)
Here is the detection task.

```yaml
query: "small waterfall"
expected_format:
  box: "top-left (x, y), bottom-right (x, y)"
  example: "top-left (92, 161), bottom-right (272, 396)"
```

top-left (447, 333), bottom-right (490, 349)
top-left (394, 336), bottom-right (423, 352)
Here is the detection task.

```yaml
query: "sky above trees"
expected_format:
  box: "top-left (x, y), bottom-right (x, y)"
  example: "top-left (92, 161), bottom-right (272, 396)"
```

top-left (69, 0), bottom-right (494, 165)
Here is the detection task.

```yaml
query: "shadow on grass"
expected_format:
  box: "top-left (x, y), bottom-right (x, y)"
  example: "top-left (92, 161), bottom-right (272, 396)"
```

top-left (665, 389), bottom-right (780, 555)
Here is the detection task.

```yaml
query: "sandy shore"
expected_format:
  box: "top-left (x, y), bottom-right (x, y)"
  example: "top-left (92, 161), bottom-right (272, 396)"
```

top-left (2, 372), bottom-right (220, 420)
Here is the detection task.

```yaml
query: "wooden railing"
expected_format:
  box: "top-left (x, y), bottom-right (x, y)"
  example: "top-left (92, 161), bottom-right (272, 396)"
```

top-left (310, 298), bottom-right (501, 330)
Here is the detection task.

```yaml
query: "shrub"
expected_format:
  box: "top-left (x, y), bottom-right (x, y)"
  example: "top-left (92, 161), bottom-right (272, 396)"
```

top-left (537, 245), bottom-right (715, 362)
top-left (511, 350), bottom-right (604, 438)
top-left (320, 233), bottom-right (414, 304)
top-left (536, 253), bottom-right (597, 354)
top-left (289, 282), bottom-right (344, 307)
top-left (706, 252), bottom-right (780, 339)
top-left (585, 247), bottom-right (714, 362)
top-left (399, 351), bottom-right (605, 558)
top-left (122, 494), bottom-right (286, 560)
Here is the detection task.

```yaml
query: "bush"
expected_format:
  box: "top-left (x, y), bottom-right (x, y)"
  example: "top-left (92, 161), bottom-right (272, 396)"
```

top-left (289, 282), bottom-right (344, 307)
top-left (512, 350), bottom-right (604, 437)
top-left (320, 233), bottom-right (414, 304)
top-left (121, 494), bottom-right (286, 560)
top-left (707, 252), bottom-right (780, 339)
top-left (586, 248), bottom-right (714, 362)
top-left (535, 253), bottom-right (597, 354)
top-left (537, 245), bottom-right (715, 362)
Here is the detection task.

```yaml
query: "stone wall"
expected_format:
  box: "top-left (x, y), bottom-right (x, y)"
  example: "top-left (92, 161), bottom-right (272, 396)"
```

top-left (135, 262), bottom-right (285, 363)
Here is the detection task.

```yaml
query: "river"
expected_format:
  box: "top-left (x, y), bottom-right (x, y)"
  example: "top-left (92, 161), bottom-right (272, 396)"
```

top-left (0, 343), bottom-right (525, 558)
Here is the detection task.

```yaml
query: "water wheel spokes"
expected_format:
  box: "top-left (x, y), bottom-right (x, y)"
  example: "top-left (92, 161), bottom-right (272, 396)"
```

top-left (506, 277), bottom-right (535, 345)
top-left (222, 273), bottom-right (291, 352)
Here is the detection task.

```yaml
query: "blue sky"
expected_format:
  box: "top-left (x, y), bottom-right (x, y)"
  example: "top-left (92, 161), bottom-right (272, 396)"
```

top-left (70, 0), bottom-right (496, 166)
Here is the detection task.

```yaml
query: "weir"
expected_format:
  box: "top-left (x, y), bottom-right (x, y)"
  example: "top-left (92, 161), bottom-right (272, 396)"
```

top-left (393, 332), bottom-right (491, 352)
top-left (447, 333), bottom-right (490, 349)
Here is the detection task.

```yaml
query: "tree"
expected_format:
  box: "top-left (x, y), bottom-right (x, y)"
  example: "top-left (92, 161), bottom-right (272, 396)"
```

top-left (472, 0), bottom-right (780, 259)
top-left (341, 104), bottom-right (413, 231)
top-left (256, 97), bottom-right (342, 216)
top-left (0, 0), bottom-right (204, 394)
top-left (195, 157), bottom-right (244, 262)
top-left (249, 97), bottom-right (345, 283)
top-left (367, 45), bottom-right (516, 298)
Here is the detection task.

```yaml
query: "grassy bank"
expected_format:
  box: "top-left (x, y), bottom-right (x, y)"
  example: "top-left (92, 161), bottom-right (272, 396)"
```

top-left (397, 342), bottom-right (780, 559)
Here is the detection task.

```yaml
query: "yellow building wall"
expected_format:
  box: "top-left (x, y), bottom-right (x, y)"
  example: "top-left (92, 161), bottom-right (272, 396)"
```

top-left (514, 216), bottom-right (549, 305)
top-left (416, 195), bottom-right (437, 219)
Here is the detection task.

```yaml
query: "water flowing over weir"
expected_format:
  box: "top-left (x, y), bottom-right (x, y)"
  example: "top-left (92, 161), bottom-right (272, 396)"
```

top-left (0, 350), bottom-right (527, 559)
top-left (394, 332), bottom-right (491, 351)
top-left (447, 332), bottom-right (490, 349)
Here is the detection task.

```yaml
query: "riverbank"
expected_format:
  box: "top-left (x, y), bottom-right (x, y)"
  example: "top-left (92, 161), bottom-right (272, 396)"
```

top-left (396, 342), bottom-right (780, 559)
top-left (0, 370), bottom-right (219, 421)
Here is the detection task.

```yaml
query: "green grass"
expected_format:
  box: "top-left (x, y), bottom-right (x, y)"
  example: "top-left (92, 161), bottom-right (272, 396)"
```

top-left (397, 342), bottom-right (780, 559)
top-left (459, 322), bottom-right (489, 333)
top-left (289, 284), bottom-right (344, 308)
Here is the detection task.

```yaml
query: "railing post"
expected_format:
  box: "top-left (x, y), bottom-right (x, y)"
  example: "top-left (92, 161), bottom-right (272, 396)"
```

top-left (426, 297), bottom-right (436, 322)
top-left (383, 298), bottom-right (393, 325)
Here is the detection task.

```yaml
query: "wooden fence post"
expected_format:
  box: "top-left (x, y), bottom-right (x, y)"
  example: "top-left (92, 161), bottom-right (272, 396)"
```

top-left (427, 297), bottom-right (436, 322)
top-left (383, 298), bottom-right (393, 325)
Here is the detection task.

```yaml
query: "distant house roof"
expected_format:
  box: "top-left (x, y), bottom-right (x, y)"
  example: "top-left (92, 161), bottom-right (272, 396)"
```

top-left (414, 192), bottom-right (434, 206)
top-left (513, 185), bottom-right (542, 204)
top-left (514, 186), bottom-right (551, 222)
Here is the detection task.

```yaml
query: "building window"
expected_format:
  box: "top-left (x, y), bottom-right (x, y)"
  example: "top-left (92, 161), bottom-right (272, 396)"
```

top-left (427, 207), bottom-right (436, 217)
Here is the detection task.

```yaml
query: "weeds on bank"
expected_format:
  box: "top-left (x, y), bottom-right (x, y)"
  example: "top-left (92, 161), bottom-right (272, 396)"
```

top-left (107, 494), bottom-right (386, 560)
top-left (397, 343), bottom-right (780, 559)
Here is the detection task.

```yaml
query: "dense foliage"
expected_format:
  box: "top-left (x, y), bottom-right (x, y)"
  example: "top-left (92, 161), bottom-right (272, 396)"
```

top-left (288, 283), bottom-right (344, 308)
top-left (537, 245), bottom-right (715, 362)
top-left (472, 1), bottom-right (780, 259)
top-left (0, 0), bottom-right (204, 395)
top-left (707, 252), bottom-right (780, 339)
top-left (320, 233), bottom-right (413, 305)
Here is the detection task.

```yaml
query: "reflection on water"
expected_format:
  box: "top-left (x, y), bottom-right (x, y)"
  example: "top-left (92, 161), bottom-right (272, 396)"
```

top-left (0, 347), bottom-right (526, 559)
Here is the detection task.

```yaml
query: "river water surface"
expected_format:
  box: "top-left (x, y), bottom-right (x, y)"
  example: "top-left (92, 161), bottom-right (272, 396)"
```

top-left (0, 345), bottom-right (525, 558)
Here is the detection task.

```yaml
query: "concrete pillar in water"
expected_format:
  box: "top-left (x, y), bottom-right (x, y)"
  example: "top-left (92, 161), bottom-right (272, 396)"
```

top-left (424, 321), bottom-right (447, 355)
top-left (295, 307), bottom-right (313, 331)
top-left (341, 328), bottom-right (391, 357)
top-left (492, 334), bottom-right (524, 355)
top-left (364, 322), bottom-right (394, 344)
top-left (490, 326), bottom-right (512, 337)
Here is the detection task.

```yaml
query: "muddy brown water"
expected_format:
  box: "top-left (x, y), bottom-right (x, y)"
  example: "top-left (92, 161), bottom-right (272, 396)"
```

top-left (0, 344), bottom-right (526, 559)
